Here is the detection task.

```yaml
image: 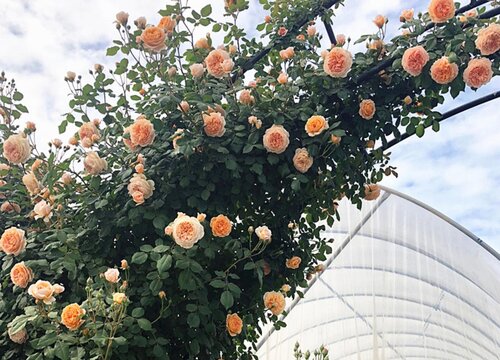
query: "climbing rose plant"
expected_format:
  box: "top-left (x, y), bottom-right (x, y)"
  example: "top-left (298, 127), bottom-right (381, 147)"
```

top-left (0, 0), bottom-right (498, 358)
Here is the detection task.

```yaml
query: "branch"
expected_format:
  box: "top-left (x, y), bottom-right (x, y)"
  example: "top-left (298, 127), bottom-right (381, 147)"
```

top-left (323, 20), bottom-right (337, 45)
top-left (353, 0), bottom-right (492, 85)
top-left (232, 0), bottom-right (343, 81)
top-left (378, 91), bottom-right (500, 152)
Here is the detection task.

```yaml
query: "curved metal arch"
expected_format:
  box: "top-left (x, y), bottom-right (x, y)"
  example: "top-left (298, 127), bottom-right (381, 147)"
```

top-left (321, 330), bottom-right (488, 360)
top-left (333, 343), bottom-right (471, 360)
top-left (329, 265), bottom-right (500, 330)
top-left (380, 186), bottom-right (500, 261)
top-left (292, 293), bottom-right (498, 358)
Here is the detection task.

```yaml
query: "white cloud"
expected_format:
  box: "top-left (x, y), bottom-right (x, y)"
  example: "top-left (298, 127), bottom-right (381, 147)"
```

top-left (1, 0), bottom-right (498, 251)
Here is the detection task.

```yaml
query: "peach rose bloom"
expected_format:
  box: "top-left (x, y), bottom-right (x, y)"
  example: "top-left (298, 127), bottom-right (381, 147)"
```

top-left (428, 0), bottom-right (455, 23)
top-left (430, 57), bottom-right (459, 84)
top-left (8, 328), bottom-right (28, 344)
top-left (197, 213), bottom-right (206, 222)
top-left (31, 159), bottom-right (43, 172)
top-left (205, 49), bottom-right (231, 78)
top-left (60, 172), bottom-right (73, 185)
top-left (296, 34), bottom-right (306, 41)
top-left (140, 26), bottom-right (166, 52)
top-left (277, 72), bottom-right (288, 84)
top-left (61, 303), bottom-right (85, 330)
top-left (263, 125), bottom-right (290, 154)
top-left (239, 90), bottom-right (255, 105)
top-left (293, 148), bottom-right (313, 173)
top-left (475, 23), bottom-right (500, 56)
top-left (307, 25), bottom-right (316, 37)
top-left (1, 201), bottom-right (21, 213)
top-left (400, 9), bottom-right (414, 22)
top-left (158, 16), bottom-right (176, 33)
top-left (121, 259), bottom-right (129, 270)
top-left (128, 173), bottom-right (155, 205)
top-left (190, 63), bottom-right (205, 78)
top-left (134, 16), bottom-right (147, 29)
top-left (22, 172), bottom-right (39, 195)
top-left (0, 227), bottom-right (26, 256)
top-left (364, 184), bottom-right (381, 201)
top-left (135, 163), bottom-right (144, 174)
top-left (281, 284), bottom-right (291, 293)
top-left (286, 256), bottom-right (302, 269)
top-left (373, 15), bottom-right (386, 28)
top-left (171, 213), bottom-right (205, 249)
top-left (255, 225), bottom-right (272, 242)
top-left (128, 115), bottom-right (155, 148)
top-left (324, 48), bottom-right (352, 78)
top-left (34, 200), bottom-right (53, 222)
top-left (203, 112), bottom-right (226, 137)
top-left (116, 11), bottom-right (129, 26)
top-left (222, 59), bottom-right (234, 73)
top-left (305, 115), bottom-right (329, 136)
top-left (28, 280), bottom-right (55, 304)
top-left (402, 46), bottom-right (429, 76)
top-left (277, 27), bottom-right (288, 37)
top-left (104, 268), bottom-right (120, 283)
top-left (359, 99), bottom-right (376, 120)
top-left (10, 262), bottom-right (33, 288)
top-left (195, 38), bottom-right (210, 49)
top-left (3, 133), bottom-right (31, 164)
top-left (403, 96), bottom-right (412, 105)
top-left (279, 47), bottom-right (295, 60)
top-left (66, 71), bottom-right (76, 82)
top-left (84, 152), bottom-right (107, 175)
top-left (113, 292), bottom-right (127, 304)
top-left (336, 34), bottom-right (346, 46)
top-left (79, 122), bottom-right (100, 147)
top-left (263, 291), bottom-right (286, 315)
top-left (226, 313), bottom-right (243, 336)
top-left (53, 284), bottom-right (65, 295)
top-left (210, 215), bottom-right (232, 237)
top-left (168, 66), bottom-right (177, 77)
top-left (463, 58), bottom-right (493, 89)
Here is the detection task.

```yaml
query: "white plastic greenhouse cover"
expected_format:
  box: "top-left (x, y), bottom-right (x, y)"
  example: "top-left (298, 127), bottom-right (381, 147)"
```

top-left (257, 187), bottom-right (500, 360)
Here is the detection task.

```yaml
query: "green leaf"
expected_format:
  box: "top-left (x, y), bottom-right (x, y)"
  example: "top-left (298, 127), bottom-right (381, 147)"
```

top-left (131, 252), bottom-right (148, 265)
top-left (209, 279), bottom-right (226, 288)
top-left (132, 308), bottom-right (145, 318)
top-left (220, 290), bottom-right (234, 309)
top-left (157, 255), bottom-right (172, 273)
top-left (415, 124), bottom-right (425, 138)
top-left (187, 313), bottom-right (200, 328)
top-left (137, 318), bottom-right (152, 331)
top-left (106, 46), bottom-right (120, 56)
top-left (12, 91), bottom-right (24, 101)
top-left (200, 4), bottom-right (212, 17)
top-left (55, 342), bottom-right (70, 360)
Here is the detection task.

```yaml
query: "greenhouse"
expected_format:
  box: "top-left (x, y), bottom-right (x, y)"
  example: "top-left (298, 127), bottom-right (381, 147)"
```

top-left (258, 187), bottom-right (500, 359)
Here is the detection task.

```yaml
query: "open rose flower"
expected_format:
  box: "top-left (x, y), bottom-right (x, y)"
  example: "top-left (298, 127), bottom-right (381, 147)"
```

top-left (3, 133), bottom-right (31, 164)
top-left (364, 184), bottom-right (381, 201)
top-left (359, 99), bottom-right (376, 120)
top-left (22, 172), bottom-right (39, 195)
top-left (33, 200), bottom-right (53, 222)
top-left (78, 122), bottom-right (100, 147)
top-left (430, 56), bottom-right (459, 84)
top-left (128, 173), bottom-right (155, 205)
top-left (195, 38), bottom-right (210, 49)
top-left (239, 90), bottom-right (255, 105)
top-left (1, 201), bottom-right (21, 213)
top-left (158, 16), bottom-right (176, 33)
top-left (373, 15), bottom-right (386, 28)
top-left (402, 46), bottom-right (429, 76)
top-left (0, 227), bottom-right (26, 256)
top-left (293, 148), bottom-right (313, 173)
top-left (279, 47), bottom-right (295, 60)
top-left (263, 291), bottom-right (286, 315)
top-left (28, 280), bottom-right (55, 304)
top-left (190, 63), bottom-right (205, 78)
top-left (428, 0), bottom-right (455, 23)
top-left (140, 26), bottom-right (166, 52)
top-left (305, 115), bottom-right (329, 136)
top-left (104, 268), bottom-right (120, 283)
top-left (323, 47), bottom-right (352, 78)
top-left (263, 125), bottom-right (290, 154)
top-left (277, 72), bottom-right (288, 84)
top-left (400, 9), bottom-right (414, 22)
top-left (113, 292), bottom-right (127, 304)
top-left (203, 111), bottom-right (226, 137)
top-left (210, 215), bottom-right (232, 237)
top-left (84, 152), bottom-right (107, 175)
top-left (255, 225), bottom-right (272, 242)
top-left (170, 213), bottom-right (205, 249)
top-left (475, 23), bottom-right (500, 56)
top-left (125, 115), bottom-right (155, 148)
top-left (463, 58), bottom-right (493, 89)
top-left (10, 262), bottom-right (33, 288)
top-left (226, 313), bottom-right (243, 336)
top-left (286, 256), bottom-right (302, 269)
top-left (205, 49), bottom-right (232, 78)
top-left (61, 303), bottom-right (85, 330)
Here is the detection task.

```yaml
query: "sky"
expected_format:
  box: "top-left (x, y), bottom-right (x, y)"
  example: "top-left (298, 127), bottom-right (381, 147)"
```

top-left (0, 0), bottom-right (498, 252)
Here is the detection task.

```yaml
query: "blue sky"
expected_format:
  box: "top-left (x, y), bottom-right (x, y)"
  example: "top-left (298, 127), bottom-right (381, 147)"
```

top-left (0, 0), bottom-right (498, 251)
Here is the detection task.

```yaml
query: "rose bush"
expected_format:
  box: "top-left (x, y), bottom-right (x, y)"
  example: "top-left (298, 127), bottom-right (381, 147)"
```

top-left (0, 0), bottom-right (498, 359)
